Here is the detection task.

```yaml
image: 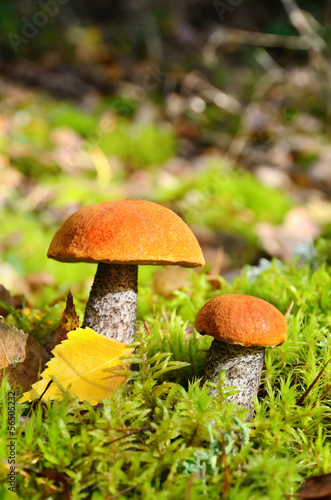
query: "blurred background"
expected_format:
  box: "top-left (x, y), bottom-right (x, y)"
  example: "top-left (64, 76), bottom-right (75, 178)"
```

top-left (0, 0), bottom-right (330, 308)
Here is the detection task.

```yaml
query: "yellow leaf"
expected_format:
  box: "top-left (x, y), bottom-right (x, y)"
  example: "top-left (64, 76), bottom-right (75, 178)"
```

top-left (20, 328), bottom-right (133, 405)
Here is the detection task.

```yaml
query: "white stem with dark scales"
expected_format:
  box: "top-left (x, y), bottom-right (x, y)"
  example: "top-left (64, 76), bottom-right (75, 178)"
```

top-left (82, 263), bottom-right (138, 344)
top-left (201, 339), bottom-right (265, 421)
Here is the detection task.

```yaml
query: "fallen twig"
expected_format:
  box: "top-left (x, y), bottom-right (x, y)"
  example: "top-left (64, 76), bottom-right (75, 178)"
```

top-left (296, 358), bottom-right (331, 406)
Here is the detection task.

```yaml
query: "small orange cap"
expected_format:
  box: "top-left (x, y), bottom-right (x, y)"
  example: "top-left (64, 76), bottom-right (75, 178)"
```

top-left (194, 294), bottom-right (287, 347)
top-left (48, 200), bottom-right (205, 267)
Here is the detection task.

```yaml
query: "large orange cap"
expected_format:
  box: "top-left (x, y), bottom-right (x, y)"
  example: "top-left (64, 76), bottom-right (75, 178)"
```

top-left (194, 294), bottom-right (287, 347)
top-left (47, 200), bottom-right (205, 267)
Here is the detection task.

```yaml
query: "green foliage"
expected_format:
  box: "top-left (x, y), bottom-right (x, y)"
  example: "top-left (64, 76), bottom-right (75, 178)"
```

top-left (152, 161), bottom-right (292, 265)
top-left (178, 162), bottom-right (292, 230)
top-left (48, 103), bottom-right (100, 136)
top-left (2, 301), bottom-right (67, 344)
top-left (98, 121), bottom-right (176, 167)
top-left (48, 102), bottom-right (176, 167)
top-left (1, 247), bottom-right (331, 498)
top-left (1, 3), bottom-right (331, 496)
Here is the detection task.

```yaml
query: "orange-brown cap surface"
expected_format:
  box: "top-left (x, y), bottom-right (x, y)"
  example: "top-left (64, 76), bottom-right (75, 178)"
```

top-left (48, 200), bottom-right (205, 267)
top-left (194, 294), bottom-right (287, 347)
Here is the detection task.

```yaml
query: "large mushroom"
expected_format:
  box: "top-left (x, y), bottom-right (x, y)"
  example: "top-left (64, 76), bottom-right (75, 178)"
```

top-left (48, 199), bottom-right (205, 344)
top-left (194, 294), bottom-right (287, 420)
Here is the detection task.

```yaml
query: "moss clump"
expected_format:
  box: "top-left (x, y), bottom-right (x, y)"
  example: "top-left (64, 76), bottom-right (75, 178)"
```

top-left (1, 243), bottom-right (331, 499)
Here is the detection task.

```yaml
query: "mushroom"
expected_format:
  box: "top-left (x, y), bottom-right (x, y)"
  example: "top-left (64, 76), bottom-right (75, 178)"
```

top-left (194, 294), bottom-right (287, 420)
top-left (48, 199), bottom-right (205, 344)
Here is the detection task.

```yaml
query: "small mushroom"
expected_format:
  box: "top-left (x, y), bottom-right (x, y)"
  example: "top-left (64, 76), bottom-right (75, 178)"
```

top-left (194, 294), bottom-right (287, 420)
top-left (48, 199), bottom-right (205, 344)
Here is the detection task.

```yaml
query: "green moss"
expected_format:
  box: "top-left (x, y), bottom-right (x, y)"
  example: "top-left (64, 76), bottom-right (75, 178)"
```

top-left (98, 121), bottom-right (176, 167)
top-left (1, 244), bottom-right (331, 498)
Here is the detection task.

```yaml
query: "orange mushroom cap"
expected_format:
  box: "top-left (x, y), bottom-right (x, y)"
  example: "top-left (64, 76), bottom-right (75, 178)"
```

top-left (194, 294), bottom-right (287, 347)
top-left (47, 199), bottom-right (205, 267)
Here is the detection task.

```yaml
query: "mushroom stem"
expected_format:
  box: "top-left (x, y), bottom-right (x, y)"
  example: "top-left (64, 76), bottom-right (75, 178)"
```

top-left (82, 263), bottom-right (138, 344)
top-left (201, 339), bottom-right (265, 421)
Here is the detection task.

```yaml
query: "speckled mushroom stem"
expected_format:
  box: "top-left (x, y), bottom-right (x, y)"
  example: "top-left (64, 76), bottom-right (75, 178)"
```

top-left (201, 339), bottom-right (265, 421)
top-left (82, 263), bottom-right (138, 344)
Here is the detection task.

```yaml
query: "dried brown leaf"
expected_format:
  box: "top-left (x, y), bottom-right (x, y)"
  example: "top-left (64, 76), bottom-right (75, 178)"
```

top-left (298, 472), bottom-right (331, 499)
top-left (152, 266), bottom-right (191, 298)
top-left (43, 291), bottom-right (79, 355)
top-left (0, 319), bottom-right (49, 391)
top-left (0, 284), bottom-right (14, 318)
